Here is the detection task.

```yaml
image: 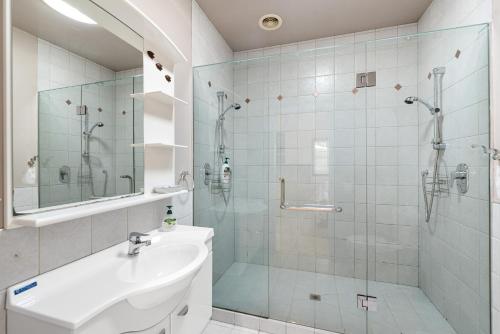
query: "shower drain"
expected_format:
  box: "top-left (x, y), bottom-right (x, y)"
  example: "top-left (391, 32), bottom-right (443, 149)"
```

top-left (309, 294), bottom-right (321, 301)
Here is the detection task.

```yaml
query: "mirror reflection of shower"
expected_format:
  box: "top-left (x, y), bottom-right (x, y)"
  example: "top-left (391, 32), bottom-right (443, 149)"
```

top-left (204, 91), bottom-right (241, 204)
top-left (405, 66), bottom-right (446, 222)
top-left (82, 111), bottom-right (108, 199)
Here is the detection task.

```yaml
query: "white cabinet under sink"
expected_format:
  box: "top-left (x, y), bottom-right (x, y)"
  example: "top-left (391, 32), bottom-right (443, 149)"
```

top-left (7, 227), bottom-right (214, 334)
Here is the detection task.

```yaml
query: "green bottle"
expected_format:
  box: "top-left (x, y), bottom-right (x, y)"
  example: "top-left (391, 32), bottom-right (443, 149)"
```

top-left (161, 205), bottom-right (176, 231)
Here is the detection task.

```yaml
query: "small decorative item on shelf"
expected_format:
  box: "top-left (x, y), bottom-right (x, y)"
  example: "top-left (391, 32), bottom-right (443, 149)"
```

top-left (147, 50), bottom-right (155, 59)
top-left (155, 63), bottom-right (163, 71)
top-left (165, 74), bottom-right (171, 82)
top-left (160, 206), bottom-right (176, 232)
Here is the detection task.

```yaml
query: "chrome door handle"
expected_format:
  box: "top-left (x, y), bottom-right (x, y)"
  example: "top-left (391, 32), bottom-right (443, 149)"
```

top-left (279, 178), bottom-right (342, 213)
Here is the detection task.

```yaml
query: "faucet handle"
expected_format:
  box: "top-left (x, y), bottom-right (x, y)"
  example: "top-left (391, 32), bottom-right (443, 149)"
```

top-left (129, 232), bottom-right (149, 242)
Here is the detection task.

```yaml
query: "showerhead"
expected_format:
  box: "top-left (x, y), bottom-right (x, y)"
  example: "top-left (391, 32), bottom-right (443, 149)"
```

top-left (87, 122), bottom-right (104, 135)
top-left (404, 96), bottom-right (440, 115)
top-left (219, 103), bottom-right (242, 120)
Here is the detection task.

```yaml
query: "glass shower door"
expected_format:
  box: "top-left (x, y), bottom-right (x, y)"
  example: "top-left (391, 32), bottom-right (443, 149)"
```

top-left (271, 40), bottom-right (369, 333)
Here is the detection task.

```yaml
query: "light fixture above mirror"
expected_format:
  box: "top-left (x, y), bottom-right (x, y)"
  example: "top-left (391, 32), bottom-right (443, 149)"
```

top-left (42, 0), bottom-right (97, 24)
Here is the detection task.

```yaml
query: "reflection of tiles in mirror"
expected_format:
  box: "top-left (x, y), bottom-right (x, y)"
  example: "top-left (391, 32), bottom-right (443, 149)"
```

top-left (213, 263), bottom-right (457, 334)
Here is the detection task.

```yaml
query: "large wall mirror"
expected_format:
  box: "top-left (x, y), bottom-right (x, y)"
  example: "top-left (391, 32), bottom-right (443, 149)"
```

top-left (11, 0), bottom-right (144, 214)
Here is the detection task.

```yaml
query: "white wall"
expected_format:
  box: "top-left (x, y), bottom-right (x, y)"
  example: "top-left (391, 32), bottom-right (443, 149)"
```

top-left (419, 1), bottom-right (493, 334)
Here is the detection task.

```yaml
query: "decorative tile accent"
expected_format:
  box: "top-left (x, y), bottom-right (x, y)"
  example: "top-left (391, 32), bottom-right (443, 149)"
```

top-left (427, 72), bottom-right (432, 80)
top-left (455, 49), bottom-right (461, 58)
top-left (122, 110), bottom-right (127, 115)
top-left (97, 107), bottom-right (103, 112)
top-left (245, 98), bottom-right (251, 104)
top-left (65, 99), bottom-right (72, 106)
top-left (352, 88), bottom-right (359, 95)
top-left (208, 81), bottom-right (212, 87)
top-left (277, 95), bottom-right (283, 101)
top-left (394, 83), bottom-right (402, 91)
top-left (225, 93), bottom-right (228, 99)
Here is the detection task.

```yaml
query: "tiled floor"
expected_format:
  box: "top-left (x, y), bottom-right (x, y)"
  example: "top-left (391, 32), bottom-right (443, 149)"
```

top-left (213, 263), bottom-right (457, 334)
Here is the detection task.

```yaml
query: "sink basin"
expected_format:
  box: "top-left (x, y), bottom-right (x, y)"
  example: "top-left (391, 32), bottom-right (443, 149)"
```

top-left (118, 243), bottom-right (203, 283)
top-left (6, 226), bottom-right (213, 333)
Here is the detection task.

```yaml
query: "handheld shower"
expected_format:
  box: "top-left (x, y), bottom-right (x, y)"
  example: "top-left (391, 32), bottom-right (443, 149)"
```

top-left (406, 66), bottom-right (446, 223)
top-left (85, 122), bottom-right (104, 135)
top-left (404, 97), bottom-right (440, 115)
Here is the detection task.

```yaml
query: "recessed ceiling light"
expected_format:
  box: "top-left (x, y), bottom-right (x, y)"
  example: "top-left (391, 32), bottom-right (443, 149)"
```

top-left (42, 0), bottom-right (97, 25)
top-left (259, 14), bottom-right (282, 31)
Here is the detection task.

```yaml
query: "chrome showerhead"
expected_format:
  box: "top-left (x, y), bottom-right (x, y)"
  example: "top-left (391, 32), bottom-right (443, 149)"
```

top-left (218, 103), bottom-right (242, 121)
top-left (87, 122), bottom-right (104, 135)
top-left (404, 96), bottom-right (440, 115)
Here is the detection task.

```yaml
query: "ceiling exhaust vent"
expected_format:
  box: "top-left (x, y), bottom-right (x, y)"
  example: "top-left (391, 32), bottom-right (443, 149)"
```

top-left (259, 14), bottom-right (282, 31)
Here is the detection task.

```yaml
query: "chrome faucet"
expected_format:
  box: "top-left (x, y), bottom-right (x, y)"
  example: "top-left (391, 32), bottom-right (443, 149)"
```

top-left (128, 232), bottom-right (151, 256)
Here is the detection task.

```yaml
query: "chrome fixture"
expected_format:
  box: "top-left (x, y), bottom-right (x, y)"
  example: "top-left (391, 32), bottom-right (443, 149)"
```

top-left (356, 71), bottom-right (376, 88)
top-left (203, 92), bottom-right (241, 204)
top-left (279, 177), bottom-right (342, 213)
top-left (128, 232), bottom-right (151, 256)
top-left (408, 67), bottom-right (446, 222)
top-left (84, 122), bottom-right (104, 136)
top-left (451, 163), bottom-right (469, 194)
top-left (81, 111), bottom-right (107, 199)
top-left (472, 144), bottom-right (500, 161)
top-left (59, 165), bottom-right (70, 184)
top-left (404, 96), bottom-right (440, 115)
top-left (120, 175), bottom-right (134, 193)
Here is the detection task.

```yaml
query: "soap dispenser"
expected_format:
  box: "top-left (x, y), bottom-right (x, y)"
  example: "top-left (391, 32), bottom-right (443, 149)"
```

top-left (220, 157), bottom-right (232, 187)
top-left (160, 205), bottom-right (177, 232)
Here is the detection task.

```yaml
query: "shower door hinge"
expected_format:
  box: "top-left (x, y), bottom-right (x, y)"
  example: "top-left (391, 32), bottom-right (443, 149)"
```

top-left (357, 294), bottom-right (377, 311)
top-left (76, 105), bottom-right (88, 115)
top-left (356, 72), bottom-right (376, 88)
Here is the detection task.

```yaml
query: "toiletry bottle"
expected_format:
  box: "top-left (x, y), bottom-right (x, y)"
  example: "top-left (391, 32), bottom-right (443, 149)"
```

top-left (161, 205), bottom-right (177, 232)
top-left (220, 157), bottom-right (232, 187)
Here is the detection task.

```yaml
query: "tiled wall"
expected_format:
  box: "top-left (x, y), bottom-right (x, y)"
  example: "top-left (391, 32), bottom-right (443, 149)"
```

top-left (418, 1), bottom-right (492, 334)
top-left (231, 24), bottom-right (421, 286)
top-left (192, 0), bottom-right (234, 282)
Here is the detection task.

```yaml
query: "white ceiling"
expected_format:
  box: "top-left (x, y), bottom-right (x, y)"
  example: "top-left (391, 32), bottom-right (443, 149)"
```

top-left (13, 0), bottom-right (142, 72)
top-left (196, 0), bottom-right (433, 51)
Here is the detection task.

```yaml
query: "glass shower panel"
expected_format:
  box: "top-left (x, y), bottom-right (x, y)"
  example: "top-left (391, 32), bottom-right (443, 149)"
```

top-left (366, 24), bottom-right (490, 334)
top-left (38, 85), bottom-right (83, 207)
top-left (194, 60), bottom-right (270, 317)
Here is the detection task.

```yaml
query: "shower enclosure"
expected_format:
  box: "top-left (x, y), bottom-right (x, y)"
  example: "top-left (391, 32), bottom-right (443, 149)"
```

top-left (38, 75), bottom-right (144, 208)
top-left (193, 24), bottom-right (490, 334)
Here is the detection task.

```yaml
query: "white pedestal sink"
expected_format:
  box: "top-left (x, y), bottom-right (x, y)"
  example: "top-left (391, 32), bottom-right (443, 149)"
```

top-left (6, 226), bottom-right (214, 334)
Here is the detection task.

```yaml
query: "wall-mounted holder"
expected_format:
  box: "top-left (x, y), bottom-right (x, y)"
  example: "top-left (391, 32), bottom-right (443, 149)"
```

top-left (422, 169), bottom-right (449, 196)
top-left (451, 163), bottom-right (469, 194)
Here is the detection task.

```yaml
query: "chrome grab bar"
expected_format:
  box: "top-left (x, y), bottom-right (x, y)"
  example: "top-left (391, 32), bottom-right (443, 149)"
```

top-left (279, 177), bottom-right (342, 213)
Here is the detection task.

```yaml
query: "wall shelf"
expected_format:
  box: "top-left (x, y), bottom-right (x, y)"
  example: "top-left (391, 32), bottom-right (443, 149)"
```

top-left (131, 142), bottom-right (188, 149)
top-left (130, 91), bottom-right (188, 106)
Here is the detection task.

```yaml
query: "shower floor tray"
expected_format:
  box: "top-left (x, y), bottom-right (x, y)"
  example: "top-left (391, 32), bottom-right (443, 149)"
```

top-left (213, 263), bottom-right (457, 334)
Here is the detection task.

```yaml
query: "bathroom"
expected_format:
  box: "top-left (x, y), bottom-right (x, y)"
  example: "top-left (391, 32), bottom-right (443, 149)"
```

top-left (0, 0), bottom-right (499, 333)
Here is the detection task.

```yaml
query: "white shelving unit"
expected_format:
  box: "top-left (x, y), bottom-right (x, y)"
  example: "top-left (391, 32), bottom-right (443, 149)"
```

top-left (130, 91), bottom-right (188, 106)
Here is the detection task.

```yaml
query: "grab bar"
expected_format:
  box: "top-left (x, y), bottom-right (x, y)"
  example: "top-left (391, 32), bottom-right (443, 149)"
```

top-left (279, 177), bottom-right (342, 213)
